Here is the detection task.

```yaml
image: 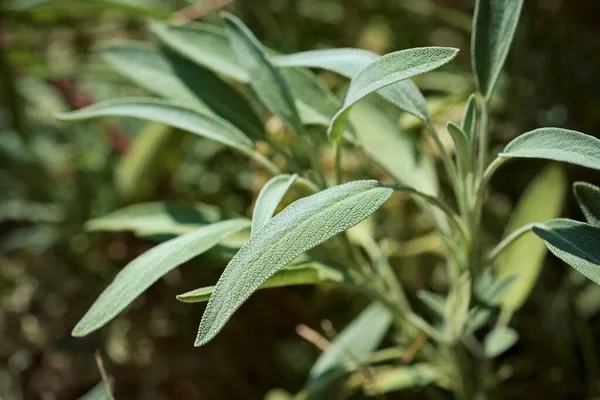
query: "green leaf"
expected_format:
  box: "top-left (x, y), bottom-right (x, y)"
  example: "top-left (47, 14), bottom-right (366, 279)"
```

top-left (444, 273), bottom-right (471, 341)
top-left (468, 274), bottom-right (517, 332)
top-left (364, 364), bottom-right (438, 395)
top-left (72, 219), bottom-right (251, 337)
top-left (5, 0), bottom-right (168, 15)
top-left (177, 261), bottom-right (345, 303)
top-left (222, 13), bottom-right (303, 134)
top-left (483, 327), bottom-right (518, 358)
top-left (275, 48), bottom-right (430, 121)
top-left (533, 219), bottom-right (600, 285)
top-left (496, 165), bottom-right (567, 312)
top-left (348, 99), bottom-right (438, 196)
top-left (85, 202), bottom-right (222, 236)
top-left (252, 174), bottom-right (297, 235)
top-left (195, 180), bottom-right (393, 346)
top-left (102, 42), bottom-right (264, 138)
top-left (471, 0), bottom-right (524, 99)
top-left (79, 379), bottom-right (114, 400)
top-left (56, 98), bottom-right (255, 155)
top-left (574, 182), bottom-right (600, 227)
top-left (446, 122), bottom-right (471, 176)
top-left (460, 94), bottom-right (477, 142)
top-left (328, 47), bottom-right (459, 141)
top-left (310, 303), bottom-right (392, 380)
top-left (500, 128), bottom-right (600, 170)
top-left (149, 21), bottom-right (249, 82)
top-left (417, 290), bottom-right (446, 317)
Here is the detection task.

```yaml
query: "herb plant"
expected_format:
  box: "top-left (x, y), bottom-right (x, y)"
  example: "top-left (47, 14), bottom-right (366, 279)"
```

top-left (58, 1), bottom-right (600, 398)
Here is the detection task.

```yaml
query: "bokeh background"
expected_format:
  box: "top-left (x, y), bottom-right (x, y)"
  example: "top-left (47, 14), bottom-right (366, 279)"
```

top-left (2, 0), bottom-right (600, 398)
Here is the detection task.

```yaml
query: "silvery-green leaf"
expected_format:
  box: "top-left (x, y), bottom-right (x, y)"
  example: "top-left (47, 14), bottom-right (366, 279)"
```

top-left (5, 0), bottom-right (168, 15)
top-left (444, 273), bottom-right (471, 341)
top-left (500, 128), bottom-right (600, 170)
top-left (417, 290), bottom-right (446, 317)
top-left (102, 42), bottom-right (264, 139)
top-left (310, 302), bottom-right (392, 381)
top-left (177, 261), bottom-right (345, 303)
top-left (252, 174), bottom-right (297, 235)
top-left (363, 364), bottom-right (438, 395)
top-left (468, 274), bottom-right (518, 332)
top-left (57, 98), bottom-right (254, 155)
top-left (72, 219), bottom-right (251, 337)
top-left (446, 122), bottom-right (471, 176)
top-left (328, 47), bottom-right (459, 141)
top-left (471, 0), bottom-right (524, 99)
top-left (85, 202), bottom-right (222, 236)
top-left (78, 378), bottom-right (114, 400)
top-left (496, 165), bottom-right (567, 312)
top-left (276, 48), bottom-right (429, 121)
top-left (460, 94), bottom-right (477, 142)
top-left (533, 219), bottom-right (600, 285)
top-left (574, 182), bottom-right (600, 227)
top-left (195, 180), bottom-right (393, 346)
top-left (222, 13), bottom-right (303, 134)
top-left (483, 326), bottom-right (518, 358)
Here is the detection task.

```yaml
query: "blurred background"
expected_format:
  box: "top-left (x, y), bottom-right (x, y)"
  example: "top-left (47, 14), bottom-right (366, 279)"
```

top-left (1, 0), bottom-right (600, 398)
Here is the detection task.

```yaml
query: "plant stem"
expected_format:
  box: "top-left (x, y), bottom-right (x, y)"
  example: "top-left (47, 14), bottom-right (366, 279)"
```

top-left (486, 222), bottom-right (539, 263)
top-left (249, 150), bottom-right (281, 175)
top-left (334, 141), bottom-right (342, 185)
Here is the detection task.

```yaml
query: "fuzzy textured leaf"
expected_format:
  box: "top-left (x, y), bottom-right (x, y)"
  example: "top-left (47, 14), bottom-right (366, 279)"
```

top-left (472, 0), bottom-right (524, 99)
top-left (574, 182), bottom-right (600, 227)
top-left (72, 219), bottom-right (251, 337)
top-left (496, 165), bottom-right (567, 312)
top-left (533, 219), bottom-right (600, 285)
top-left (364, 364), bottom-right (438, 395)
top-left (195, 180), bottom-right (393, 346)
top-left (252, 174), bottom-right (297, 235)
top-left (461, 94), bottom-right (477, 142)
top-left (177, 262), bottom-right (345, 303)
top-left (309, 302), bottom-right (392, 380)
top-left (328, 47), bottom-right (458, 141)
top-left (447, 122), bottom-right (471, 176)
top-left (483, 327), bottom-right (518, 358)
top-left (57, 98), bottom-right (254, 154)
top-left (500, 128), bottom-right (600, 170)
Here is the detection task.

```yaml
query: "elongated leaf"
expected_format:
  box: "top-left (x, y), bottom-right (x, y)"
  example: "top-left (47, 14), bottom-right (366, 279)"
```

top-left (85, 202), bottom-right (222, 236)
top-left (310, 303), bottom-right (392, 380)
top-left (444, 273), bottom-right (471, 341)
top-left (177, 262), bottom-right (345, 303)
top-left (533, 219), bottom-right (600, 285)
top-left (57, 98), bottom-right (254, 155)
top-left (472, 0), bottom-right (524, 99)
top-left (468, 274), bottom-right (518, 332)
top-left (5, 0), bottom-right (168, 15)
top-left (461, 94), bottom-right (477, 142)
top-left (447, 122), bottom-right (471, 175)
top-left (574, 182), bottom-right (600, 227)
top-left (222, 13), bottom-right (303, 134)
top-left (496, 165), bottom-right (567, 312)
top-left (417, 290), bottom-right (445, 317)
top-left (276, 48), bottom-right (430, 121)
top-left (103, 43), bottom-right (264, 138)
top-left (349, 99), bottom-right (438, 195)
top-left (79, 379), bottom-right (114, 400)
top-left (252, 174), bottom-right (297, 235)
top-left (364, 364), bottom-right (438, 395)
top-left (483, 327), bottom-right (518, 358)
top-left (149, 21), bottom-right (249, 82)
top-left (195, 180), bottom-right (393, 346)
top-left (73, 219), bottom-right (251, 337)
top-left (328, 47), bottom-right (459, 141)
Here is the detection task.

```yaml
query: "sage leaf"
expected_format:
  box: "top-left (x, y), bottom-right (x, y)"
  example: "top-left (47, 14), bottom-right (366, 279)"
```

top-left (177, 261), bottom-right (345, 303)
top-left (574, 182), bottom-right (600, 227)
top-left (252, 174), bottom-right (297, 235)
top-left (444, 273), bottom-right (471, 341)
top-left (328, 47), bottom-right (459, 141)
top-left (103, 42), bottom-right (264, 139)
top-left (195, 180), bottom-right (393, 346)
top-left (496, 165), bottom-right (567, 312)
top-left (483, 327), bottom-right (518, 358)
top-left (533, 219), bottom-right (600, 285)
top-left (472, 0), bottom-right (524, 99)
top-left (222, 13), bottom-right (303, 134)
top-left (310, 302), bottom-right (392, 381)
top-left (56, 98), bottom-right (255, 155)
top-left (72, 219), bottom-right (251, 337)
top-left (85, 202), bottom-right (222, 236)
top-left (6, 0), bottom-right (168, 15)
top-left (447, 122), bottom-right (471, 176)
top-left (364, 364), bottom-right (438, 395)
top-left (276, 48), bottom-right (430, 121)
top-left (461, 94), bottom-right (477, 142)
top-left (417, 290), bottom-right (446, 317)
top-left (79, 378), bottom-right (114, 400)
top-left (500, 128), bottom-right (600, 170)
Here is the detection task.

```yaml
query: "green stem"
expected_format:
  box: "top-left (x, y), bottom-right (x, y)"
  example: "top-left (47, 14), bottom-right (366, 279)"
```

top-left (486, 222), bottom-right (539, 264)
top-left (334, 141), bottom-right (342, 185)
